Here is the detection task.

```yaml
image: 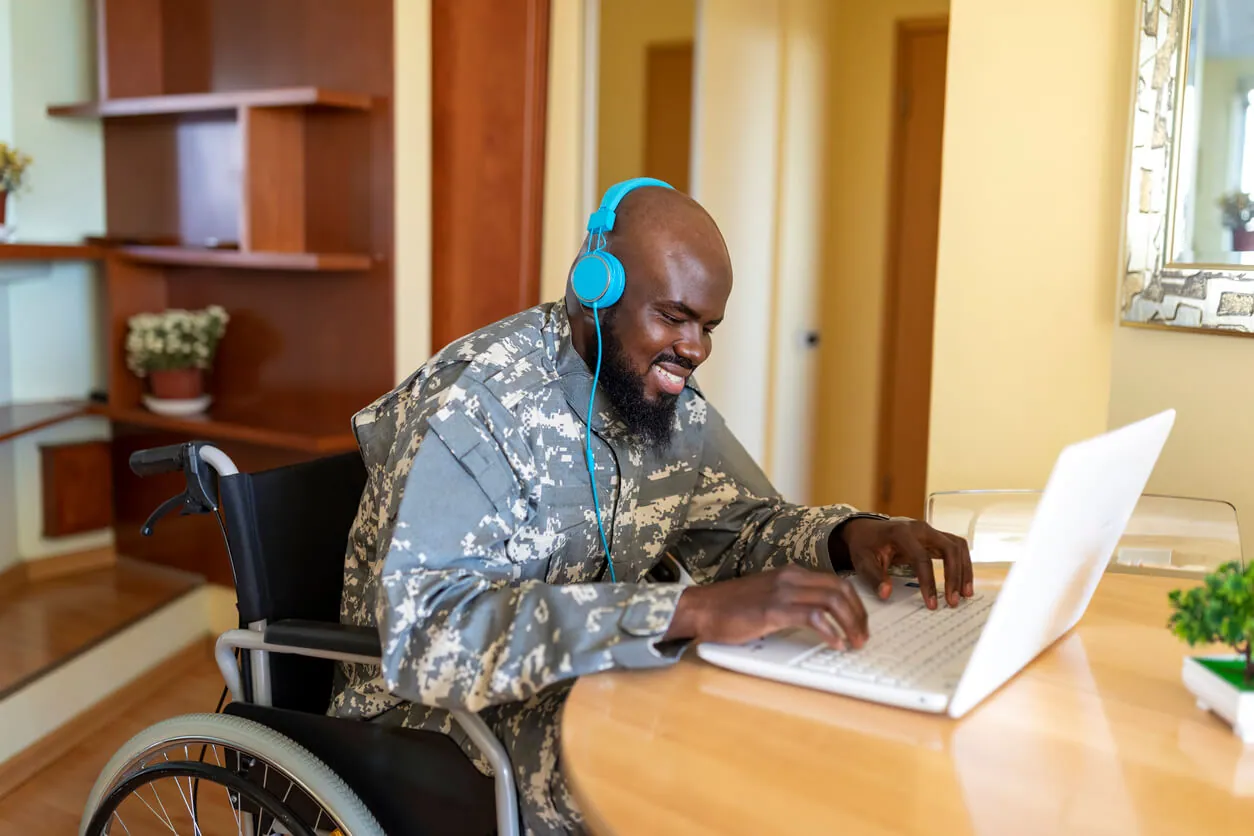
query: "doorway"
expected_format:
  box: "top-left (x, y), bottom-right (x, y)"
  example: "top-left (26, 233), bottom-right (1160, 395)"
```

top-left (594, 0), bottom-right (696, 195)
top-left (875, 19), bottom-right (949, 519)
top-left (643, 41), bottom-right (693, 193)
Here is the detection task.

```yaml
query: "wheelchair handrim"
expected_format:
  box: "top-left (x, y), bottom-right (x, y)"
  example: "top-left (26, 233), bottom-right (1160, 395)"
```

top-left (83, 759), bottom-right (315, 836)
top-left (81, 715), bottom-right (380, 836)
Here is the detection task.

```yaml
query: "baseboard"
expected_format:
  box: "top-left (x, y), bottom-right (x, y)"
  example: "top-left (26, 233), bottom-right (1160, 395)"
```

top-left (22, 546), bottom-right (117, 582)
top-left (0, 586), bottom-right (215, 799)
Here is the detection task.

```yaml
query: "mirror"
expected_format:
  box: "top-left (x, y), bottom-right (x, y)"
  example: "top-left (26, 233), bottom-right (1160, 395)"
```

top-left (1170, 0), bottom-right (1254, 266)
top-left (1122, 0), bottom-right (1254, 333)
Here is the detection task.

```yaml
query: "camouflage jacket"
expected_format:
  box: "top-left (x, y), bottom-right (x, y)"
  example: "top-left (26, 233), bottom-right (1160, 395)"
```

top-left (328, 302), bottom-right (880, 773)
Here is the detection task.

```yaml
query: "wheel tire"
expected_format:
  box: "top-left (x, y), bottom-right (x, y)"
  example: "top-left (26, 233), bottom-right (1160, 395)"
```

top-left (80, 712), bottom-right (384, 836)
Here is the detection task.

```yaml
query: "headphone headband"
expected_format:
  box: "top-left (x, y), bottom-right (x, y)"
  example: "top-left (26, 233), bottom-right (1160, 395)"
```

top-left (586, 177), bottom-right (674, 235)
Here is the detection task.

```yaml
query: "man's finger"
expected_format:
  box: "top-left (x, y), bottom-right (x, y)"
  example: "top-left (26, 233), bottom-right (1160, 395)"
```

top-left (852, 547), bottom-right (891, 600)
top-left (949, 532), bottom-right (974, 597)
top-left (790, 589), bottom-right (868, 646)
top-left (937, 536), bottom-right (963, 609)
top-left (927, 530), bottom-right (961, 607)
top-left (895, 531), bottom-right (937, 609)
top-left (802, 607), bottom-right (846, 650)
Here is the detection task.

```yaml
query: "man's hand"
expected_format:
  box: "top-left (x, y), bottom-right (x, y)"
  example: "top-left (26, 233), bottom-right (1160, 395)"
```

top-left (839, 517), bottom-right (973, 609)
top-left (665, 566), bottom-right (868, 650)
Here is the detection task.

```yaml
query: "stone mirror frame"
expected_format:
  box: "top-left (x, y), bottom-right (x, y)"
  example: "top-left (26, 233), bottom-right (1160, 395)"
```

top-left (1121, 0), bottom-right (1254, 333)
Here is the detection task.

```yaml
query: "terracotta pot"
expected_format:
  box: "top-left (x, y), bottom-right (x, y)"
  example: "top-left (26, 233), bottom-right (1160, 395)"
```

top-left (149, 367), bottom-right (204, 400)
top-left (1233, 227), bottom-right (1254, 252)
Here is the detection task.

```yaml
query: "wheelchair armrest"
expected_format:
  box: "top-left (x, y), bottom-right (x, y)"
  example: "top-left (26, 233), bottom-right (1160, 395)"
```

top-left (264, 620), bottom-right (382, 658)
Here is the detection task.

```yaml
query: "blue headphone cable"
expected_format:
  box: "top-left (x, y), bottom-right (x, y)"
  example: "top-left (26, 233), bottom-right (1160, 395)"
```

top-left (585, 304), bottom-right (617, 583)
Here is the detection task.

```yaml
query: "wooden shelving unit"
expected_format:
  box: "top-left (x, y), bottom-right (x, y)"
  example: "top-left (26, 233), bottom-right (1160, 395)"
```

top-left (116, 246), bottom-right (373, 272)
top-left (47, 86), bottom-right (372, 118)
top-left (0, 401), bottom-right (91, 444)
top-left (0, 243), bottom-right (104, 261)
top-left (90, 403), bottom-right (356, 454)
top-left (29, 0), bottom-right (396, 586)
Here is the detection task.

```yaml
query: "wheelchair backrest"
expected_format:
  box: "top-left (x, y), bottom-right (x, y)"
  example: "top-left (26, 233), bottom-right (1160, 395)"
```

top-left (218, 449), bottom-right (367, 627)
top-left (217, 450), bottom-right (368, 713)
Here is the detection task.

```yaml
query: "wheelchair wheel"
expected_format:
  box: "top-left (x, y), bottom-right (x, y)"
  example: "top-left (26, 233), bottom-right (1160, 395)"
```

top-left (80, 712), bottom-right (383, 836)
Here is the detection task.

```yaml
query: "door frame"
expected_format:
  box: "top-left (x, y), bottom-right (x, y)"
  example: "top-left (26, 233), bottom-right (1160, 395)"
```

top-left (874, 16), bottom-right (949, 515)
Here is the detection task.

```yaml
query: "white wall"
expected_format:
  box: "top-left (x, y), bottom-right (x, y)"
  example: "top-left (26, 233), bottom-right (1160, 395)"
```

top-left (689, 0), bottom-right (783, 467)
top-left (0, 281), bottom-right (15, 572)
top-left (0, 2), bottom-right (16, 572)
top-left (764, 0), bottom-right (833, 503)
top-left (393, 0), bottom-right (433, 380)
top-left (1, 0), bottom-right (111, 562)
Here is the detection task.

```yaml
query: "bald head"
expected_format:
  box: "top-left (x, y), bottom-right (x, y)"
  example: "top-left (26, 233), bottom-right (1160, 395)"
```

top-left (565, 186), bottom-right (732, 321)
top-left (564, 186), bottom-right (731, 446)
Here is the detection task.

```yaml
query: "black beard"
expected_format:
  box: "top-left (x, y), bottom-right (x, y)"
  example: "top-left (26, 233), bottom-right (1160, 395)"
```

top-left (594, 309), bottom-right (679, 451)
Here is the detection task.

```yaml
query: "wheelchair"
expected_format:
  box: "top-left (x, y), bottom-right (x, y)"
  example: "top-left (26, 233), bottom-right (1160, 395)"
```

top-left (78, 440), bottom-right (520, 836)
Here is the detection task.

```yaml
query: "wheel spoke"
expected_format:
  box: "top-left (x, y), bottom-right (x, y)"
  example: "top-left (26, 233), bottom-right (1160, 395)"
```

top-left (131, 785), bottom-right (177, 834)
top-left (164, 755), bottom-right (203, 836)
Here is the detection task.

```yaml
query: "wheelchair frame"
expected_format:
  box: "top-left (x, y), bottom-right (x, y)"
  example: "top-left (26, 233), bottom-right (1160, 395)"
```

top-left (130, 441), bottom-right (521, 836)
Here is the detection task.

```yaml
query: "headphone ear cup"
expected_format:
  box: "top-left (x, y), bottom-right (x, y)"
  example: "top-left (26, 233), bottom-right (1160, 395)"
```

top-left (572, 251), bottom-right (626, 308)
top-left (598, 252), bottom-right (625, 307)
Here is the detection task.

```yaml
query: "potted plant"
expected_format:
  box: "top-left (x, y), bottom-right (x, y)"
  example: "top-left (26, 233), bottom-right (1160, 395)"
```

top-left (126, 305), bottom-right (229, 414)
top-left (1218, 191), bottom-right (1254, 252)
top-left (0, 141), bottom-right (33, 239)
top-left (1169, 560), bottom-right (1254, 741)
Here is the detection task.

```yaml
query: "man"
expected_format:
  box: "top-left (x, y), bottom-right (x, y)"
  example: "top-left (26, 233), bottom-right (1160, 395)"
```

top-left (330, 181), bottom-right (972, 834)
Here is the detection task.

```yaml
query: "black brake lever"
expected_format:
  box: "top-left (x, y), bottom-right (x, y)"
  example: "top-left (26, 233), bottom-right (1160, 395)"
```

top-left (136, 442), bottom-right (224, 537)
top-left (141, 492), bottom-right (194, 536)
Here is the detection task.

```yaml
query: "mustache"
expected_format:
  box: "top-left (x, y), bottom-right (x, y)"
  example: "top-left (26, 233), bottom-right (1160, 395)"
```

top-left (654, 353), bottom-right (695, 371)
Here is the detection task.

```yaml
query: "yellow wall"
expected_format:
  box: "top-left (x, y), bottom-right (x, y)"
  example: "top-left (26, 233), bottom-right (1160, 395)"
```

top-left (811, 0), bottom-right (951, 511)
top-left (925, 0), bottom-right (1133, 495)
top-left (540, 0), bottom-right (586, 305)
top-left (1108, 328), bottom-right (1254, 554)
top-left (596, 0), bottom-right (695, 196)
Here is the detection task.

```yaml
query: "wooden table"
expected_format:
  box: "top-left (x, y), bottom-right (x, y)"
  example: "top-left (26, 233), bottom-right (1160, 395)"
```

top-left (561, 570), bottom-right (1254, 834)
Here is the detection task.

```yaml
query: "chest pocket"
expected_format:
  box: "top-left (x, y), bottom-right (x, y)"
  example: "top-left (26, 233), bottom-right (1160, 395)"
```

top-left (542, 485), bottom-right (599, 534)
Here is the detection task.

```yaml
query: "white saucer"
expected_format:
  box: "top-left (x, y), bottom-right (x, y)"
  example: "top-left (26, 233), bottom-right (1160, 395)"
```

top-left (142, 394), bottom-right (213, 416)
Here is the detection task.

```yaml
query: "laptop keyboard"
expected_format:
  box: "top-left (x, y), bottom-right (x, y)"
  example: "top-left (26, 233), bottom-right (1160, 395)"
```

top-left (793, 593), bottom-right (994, 689)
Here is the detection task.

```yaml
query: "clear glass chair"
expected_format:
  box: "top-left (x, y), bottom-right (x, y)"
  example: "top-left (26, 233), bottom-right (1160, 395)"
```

top-left (925, 490), bottom-right (1243, 577)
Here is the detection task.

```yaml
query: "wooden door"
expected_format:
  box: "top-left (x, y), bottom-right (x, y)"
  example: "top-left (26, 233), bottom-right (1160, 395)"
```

top-left (431, 0), bottom-right (550, 352)
top-left (644, 41), bottom-right (693, 193)
top-left (876, 20), bottom-right (948, 518)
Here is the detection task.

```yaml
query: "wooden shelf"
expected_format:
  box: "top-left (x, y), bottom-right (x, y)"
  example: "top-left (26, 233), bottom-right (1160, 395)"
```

top-left (90, 403), bottom-right (357, 454)
top-left (116, 246), bottom-right (373, 272)
top-left (0, 401), bottom-right (92, 444)
top-left (0, 243), bottom-right (103, 261)
top-left (47, 86), bottom-right (373, 118)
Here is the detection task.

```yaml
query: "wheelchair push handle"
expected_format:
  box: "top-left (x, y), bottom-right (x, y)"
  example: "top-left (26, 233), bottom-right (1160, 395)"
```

top-left (128, 443), bottom-right (191, 477)
top-left (128, 441), bottom-right (240, 536)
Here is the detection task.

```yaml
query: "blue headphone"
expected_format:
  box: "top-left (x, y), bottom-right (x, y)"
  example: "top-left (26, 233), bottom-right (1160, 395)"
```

top-left (573, 177), bottom-right (674, 583)
top-left (572, 177), bottom-right (674, 309)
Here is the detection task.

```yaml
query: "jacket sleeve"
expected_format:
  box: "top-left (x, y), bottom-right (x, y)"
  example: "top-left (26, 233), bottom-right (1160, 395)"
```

top-left (672, 406), bottom-right (886, 583)
top-left (375, 408), bottom-right (687, 713)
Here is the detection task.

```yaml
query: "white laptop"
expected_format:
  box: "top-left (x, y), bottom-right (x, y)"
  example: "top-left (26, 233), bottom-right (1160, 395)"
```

top-left (695, 409), bottom-right (1176, 718)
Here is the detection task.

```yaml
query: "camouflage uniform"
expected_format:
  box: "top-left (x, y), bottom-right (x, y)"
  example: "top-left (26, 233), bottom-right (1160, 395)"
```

top-left (329, 302), bottom-right (884, 834)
